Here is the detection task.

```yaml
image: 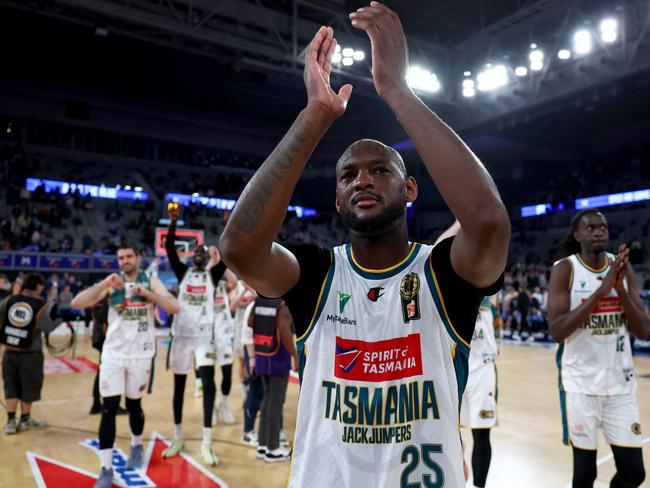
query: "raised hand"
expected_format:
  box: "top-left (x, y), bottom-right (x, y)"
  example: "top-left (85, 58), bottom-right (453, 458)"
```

top-left (208, 245), bottom-right (221, 265)
top-left (103, 273), bottom-right (124, 290)
top-left (167, 202), bottom-right (180, 223)
top-left (599, 251), bottom-right (627, 298)
top-left (350, 2), bottom-right (410, 99)
top-left (304, 26), bottom-right (353, 119)
top-left (132, 284), bottom-right (150, 298)
top-left (613, 244), bottom-right (630, 295)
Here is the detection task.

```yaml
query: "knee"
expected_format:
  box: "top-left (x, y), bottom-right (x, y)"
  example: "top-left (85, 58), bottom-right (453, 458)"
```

top-left (102, 396), bottom-right (120, 416)
top-left (125, 398), bottom-right (143, 414)
top-left (617, 465), bottom-right (646, 488)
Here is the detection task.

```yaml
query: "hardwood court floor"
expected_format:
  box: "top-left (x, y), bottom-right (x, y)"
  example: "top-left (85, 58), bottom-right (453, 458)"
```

top-left (0, 337), bottom-right (648, 488)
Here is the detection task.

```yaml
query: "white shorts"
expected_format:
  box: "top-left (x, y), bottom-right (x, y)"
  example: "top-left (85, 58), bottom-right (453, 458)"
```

top-left (168, 336), bottom-right (216, 374)
top-left (460, 363), bottom-right (497, 429)
top-left (563, 391), bottom-right (643, 449)
top-left (99, 357), bottom-right (152, 399)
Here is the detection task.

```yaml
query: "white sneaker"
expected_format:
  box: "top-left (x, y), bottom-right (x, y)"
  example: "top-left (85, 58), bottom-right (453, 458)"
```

top-left (279, 431), bottom-right (290, 448)
top-left (264, 447), bottom-right (291, 463)
top-left (218, 399), bottom-right (235, 424)
top-left (256, 446), bottom-right (267, 459)
top-left (241, 431), bottom-right (258, 448)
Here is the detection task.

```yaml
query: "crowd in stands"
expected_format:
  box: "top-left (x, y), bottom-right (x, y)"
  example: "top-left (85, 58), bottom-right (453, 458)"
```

top-left (2, 143), bottom-right (650, 344)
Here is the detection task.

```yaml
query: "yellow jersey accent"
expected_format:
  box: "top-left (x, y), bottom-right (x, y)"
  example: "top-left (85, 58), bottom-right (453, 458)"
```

top-left (350, 242), bottom-right (416, 273)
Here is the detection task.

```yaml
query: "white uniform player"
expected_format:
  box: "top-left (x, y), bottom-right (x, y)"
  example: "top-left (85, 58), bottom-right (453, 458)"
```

top-left (460, 297), bottom-right (498, 429)
top-left (168, 269), bottom-right (216, 374)
top-left (557, 253), bottom-right (642, 449)
top-left (101, 272), bottom-right (156, 399)
top-left (288, 243), bottom-right (474, 487)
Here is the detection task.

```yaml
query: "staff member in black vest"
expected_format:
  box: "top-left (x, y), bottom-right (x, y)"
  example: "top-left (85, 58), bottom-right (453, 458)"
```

top-left (250, 297), bottom-right (297, 463)
top-left (1, 273), bottom-right (59, 435)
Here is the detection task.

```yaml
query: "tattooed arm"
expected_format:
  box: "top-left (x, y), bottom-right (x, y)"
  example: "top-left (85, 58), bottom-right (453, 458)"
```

top-left (219, 26), bottom-right (352, 298)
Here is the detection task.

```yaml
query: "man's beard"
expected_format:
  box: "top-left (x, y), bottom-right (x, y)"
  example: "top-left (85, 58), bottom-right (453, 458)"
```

top-left (339, 199), bottom-right (405, 234)
top-left (193, 257), bottom-right (206, 269)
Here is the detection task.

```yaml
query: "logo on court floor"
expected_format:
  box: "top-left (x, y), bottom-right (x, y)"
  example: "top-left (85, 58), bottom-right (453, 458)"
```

top-left (27, 432), bottom-right (228, 488)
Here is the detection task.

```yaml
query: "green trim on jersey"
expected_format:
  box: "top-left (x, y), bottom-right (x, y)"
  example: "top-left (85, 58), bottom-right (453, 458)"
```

top-left (452, 345), bottom-right (470, 410)
top-left (296, 250), bottom-right (335, 348)
top-left (345, 243), bottom-right (422, 280)
top-left (423, 254), bottom-right (471, 355)
top-left (556, 342), bottom-right (570, 446)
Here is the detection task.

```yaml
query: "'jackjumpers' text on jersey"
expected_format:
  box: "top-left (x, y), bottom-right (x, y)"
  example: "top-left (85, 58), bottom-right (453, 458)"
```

top-left (288, 243), bottom-right (468, 488)
top-left (557, 253), bottom-right (635, 395)
top-left (469, 297), bottom-right (498, 373)
top-left (172, 269), bottom-right (215, 338)
top-left (104, 271), bottom-right (156, 359)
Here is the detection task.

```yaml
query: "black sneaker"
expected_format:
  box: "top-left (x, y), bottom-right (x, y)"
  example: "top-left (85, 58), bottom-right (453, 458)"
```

top-left (90, 404), bottom-right (102, 415)
top-left (116, 406), bottom-right (128, 416)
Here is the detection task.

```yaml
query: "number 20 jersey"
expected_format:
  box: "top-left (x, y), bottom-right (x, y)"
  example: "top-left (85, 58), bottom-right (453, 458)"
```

top-left (288, 243), bottom-right (468, 488)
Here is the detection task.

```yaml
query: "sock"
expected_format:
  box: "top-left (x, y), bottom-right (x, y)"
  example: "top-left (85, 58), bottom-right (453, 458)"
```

top-left (202, 427), bottom-right (212, 444)
top-left (7, 412), bottom-right (16, 422)
top-left (99, 448), bottom-right (113, 469)
top-left (221, 395), bottom-right (229, 407)
top-left (174, 423), bottom-right (183, 440)
top-left (20, 413), bottom-right (30, 422)
top-left (131, 434), bottom-right (143, 447)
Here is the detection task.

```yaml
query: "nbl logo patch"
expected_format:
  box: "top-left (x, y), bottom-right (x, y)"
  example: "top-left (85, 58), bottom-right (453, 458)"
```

top-left (334, 334), bottom-right (423, 382)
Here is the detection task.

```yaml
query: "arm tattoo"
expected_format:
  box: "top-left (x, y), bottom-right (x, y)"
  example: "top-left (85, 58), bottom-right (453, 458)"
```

top-left (230, 121), bottom-right (310, 233)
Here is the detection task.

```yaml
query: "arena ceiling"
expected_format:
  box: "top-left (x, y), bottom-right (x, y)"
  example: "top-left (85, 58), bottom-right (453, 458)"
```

top-left (1, 0), bottom-right (649, 166)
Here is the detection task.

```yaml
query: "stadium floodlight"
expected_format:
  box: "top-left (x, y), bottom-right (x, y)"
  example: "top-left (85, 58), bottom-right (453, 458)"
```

top-left (335, 44), bottom-right (341, 53)
top-left (125, 185), bottom-right (132, 190)
top-left (476, 65), bottom-right (508, 92)
top-left (462, 79), bottom-right (475, 89)
top-left (462, 87), bottom-right (476, 97)
top-left (600, 18), bottom-right (618, 43)
top-left (342, 57), bottom-right (353, 66)
top-left (529, 49), bottom-right (544, 71)
top-left (134, 186), bottom-right (143, 192)
top-left (463, 71), bottom-right (472, 76)
top-left (332, 52), bottom-right (342, 63)
top-left (342, 47), bottom-right (354, 57)
top-left (573, 30), bottom-right (592, 55)
top-left (515, 66), bottom-right (528, 77)
top-left (406, 65), bottom-right (441, 93)
top-left (530, 43), bottom-right (538, 49)
top-left (352, 50), bottom-right (365, 61)
top-left (558, 49), bottom-right (571, 60)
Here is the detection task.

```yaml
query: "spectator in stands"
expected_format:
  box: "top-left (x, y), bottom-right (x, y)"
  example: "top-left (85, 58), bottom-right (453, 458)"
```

top-left (515, 284), bottom-right (532, 339)
top-left (58, 285), bottom-right (75, 321)
top-left (532, 286), bottom-right (548, 313)
top-left (0, 274), bottom-right (10, 300)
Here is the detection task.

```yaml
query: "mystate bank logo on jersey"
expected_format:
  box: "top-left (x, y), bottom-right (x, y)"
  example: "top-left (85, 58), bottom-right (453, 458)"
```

top-left (335, 334), bottom-right (423, 381)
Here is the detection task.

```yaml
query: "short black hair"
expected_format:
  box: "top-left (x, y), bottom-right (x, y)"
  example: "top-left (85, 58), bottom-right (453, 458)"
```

top-left (118, 243), bottom-right (141, 256)
top-left (21, 272), bottom-right (46, 292)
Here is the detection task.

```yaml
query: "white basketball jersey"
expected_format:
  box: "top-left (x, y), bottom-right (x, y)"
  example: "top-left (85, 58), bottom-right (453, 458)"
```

top-left (172, 269), bottom-right (215, 338)
top-left (468, 297), bottom-right (498, 373)
top-left (558, 253), bottom-right (635, 395)
top-left (288, 243), bottom-right (468, 488)
top-left (104, 273), bottom-right (156, 360)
